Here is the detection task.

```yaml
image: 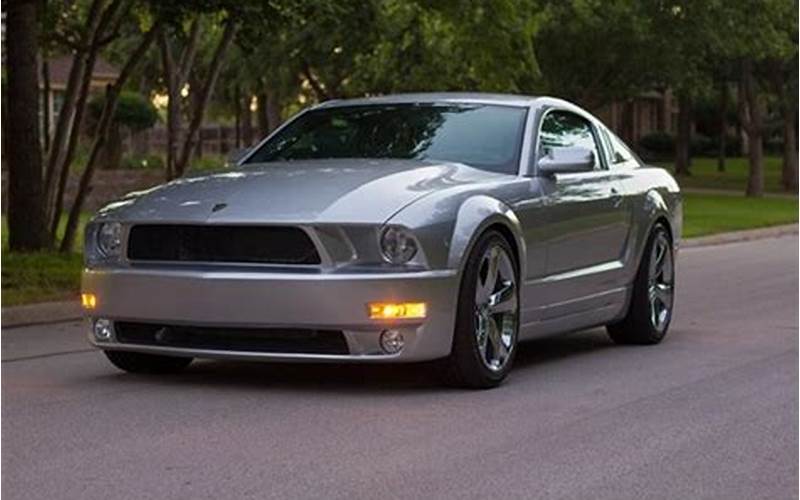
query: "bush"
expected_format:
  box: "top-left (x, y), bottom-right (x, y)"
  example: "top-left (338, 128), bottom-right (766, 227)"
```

top-left (638, 132), bottom-right (717, 158)
top-left (88, 91), bottom-right (159, 133)
top-left (638, 132), bottom-right (674, 156)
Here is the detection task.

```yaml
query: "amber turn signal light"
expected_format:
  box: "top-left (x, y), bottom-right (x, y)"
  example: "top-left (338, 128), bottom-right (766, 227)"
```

top-left (368, 302), bottom-right (427, 320)
top-left (81, 293), bottom-right (97, 310)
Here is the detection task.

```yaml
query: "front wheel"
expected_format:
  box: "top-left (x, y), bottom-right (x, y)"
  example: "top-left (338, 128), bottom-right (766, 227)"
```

top-left (104, 350), bottom-right (193, 374)
top-left (442, 230), bottom-right (520, 389)
top-left (607, 223), bottom-right (675, 345)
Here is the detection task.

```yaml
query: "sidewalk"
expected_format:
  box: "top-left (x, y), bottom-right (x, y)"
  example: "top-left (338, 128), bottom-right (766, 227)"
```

top-left (3, 223), bottom-right (797, 329)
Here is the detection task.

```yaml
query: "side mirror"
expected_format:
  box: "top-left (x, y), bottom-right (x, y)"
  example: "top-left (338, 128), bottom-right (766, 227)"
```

top-left (226, 147), bottom-right (252, 166)
top-left (537, 146), bottom-right (594, 176)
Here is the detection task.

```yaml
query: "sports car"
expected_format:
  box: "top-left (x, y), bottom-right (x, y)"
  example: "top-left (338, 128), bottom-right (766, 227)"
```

top-left (82, 93), bottom-right (681, 388)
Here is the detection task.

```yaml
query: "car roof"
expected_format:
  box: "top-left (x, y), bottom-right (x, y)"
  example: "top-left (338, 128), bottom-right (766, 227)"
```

top-left (315, 92), bottom-right (540, 108)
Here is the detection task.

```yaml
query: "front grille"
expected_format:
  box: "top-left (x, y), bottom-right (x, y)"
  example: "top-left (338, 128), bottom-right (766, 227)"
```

top-left (114, 322), bottom-right (349, 355)
top-left (127, 225), bottom-right (320, 265)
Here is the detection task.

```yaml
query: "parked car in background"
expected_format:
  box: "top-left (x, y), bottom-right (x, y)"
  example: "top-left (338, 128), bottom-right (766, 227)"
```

top-left (81, 93), bottom-right (681, 388)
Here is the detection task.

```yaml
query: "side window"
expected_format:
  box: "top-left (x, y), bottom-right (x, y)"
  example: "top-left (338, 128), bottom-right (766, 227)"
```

top-left (607, 129), bottom-right (635, 164)
top-left (538, 110), bottom-right (602, 170)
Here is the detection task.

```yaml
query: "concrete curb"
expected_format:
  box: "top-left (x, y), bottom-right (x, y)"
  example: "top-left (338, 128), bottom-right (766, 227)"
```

top-left (2, 300), bottom-right (84, 329)
top-left (681, 223), bottom-right (798, 248)
top-left (2, 223), bottom-right (797, 329)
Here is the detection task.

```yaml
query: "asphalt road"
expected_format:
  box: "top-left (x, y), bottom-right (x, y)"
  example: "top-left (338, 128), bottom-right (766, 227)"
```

top-left (3, 235), bottom-right (798, 499)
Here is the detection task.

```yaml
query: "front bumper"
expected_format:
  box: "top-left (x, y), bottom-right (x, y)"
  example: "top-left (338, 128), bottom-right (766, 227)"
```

top-left (82, 266), bottom-right (459, 362)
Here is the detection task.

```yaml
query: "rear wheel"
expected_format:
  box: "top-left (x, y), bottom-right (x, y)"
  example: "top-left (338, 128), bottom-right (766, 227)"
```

top-left (607, 223), bottom-right (674, 345)
top-left (104, 350), bottom-right (193, 374)
top-left (442, 231), bottom-right (519, 389)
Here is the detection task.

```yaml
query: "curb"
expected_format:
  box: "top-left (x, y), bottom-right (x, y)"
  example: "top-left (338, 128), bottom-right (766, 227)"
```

top-left (2, 300), bottom-right (84, 329)
top-left (2, 224), bottom-right (797, 329)
top-left (681, 223), bottom-right (798, 248)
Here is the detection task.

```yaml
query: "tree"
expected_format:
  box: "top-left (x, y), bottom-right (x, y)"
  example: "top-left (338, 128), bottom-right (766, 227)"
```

top-left (721, 0), bottom-right (796, 196)
top-left (59, 20), bottom-right (162, 251)
top-left (42, 0), bottom-right (133, 237)
top-left (5, 0), bottom-right (50, 250)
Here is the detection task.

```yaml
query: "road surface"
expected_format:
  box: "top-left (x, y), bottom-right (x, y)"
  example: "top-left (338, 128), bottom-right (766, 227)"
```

top-left (3, 235), bottom-right (798, 499)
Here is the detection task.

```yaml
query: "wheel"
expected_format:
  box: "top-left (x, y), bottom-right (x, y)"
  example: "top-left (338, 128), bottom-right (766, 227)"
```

top-left (607, 223), bottom-right (675, 345)
top-left (104, 350), bottom-right (193, 374)
top-left (442, 230), bottom-right (520, 389)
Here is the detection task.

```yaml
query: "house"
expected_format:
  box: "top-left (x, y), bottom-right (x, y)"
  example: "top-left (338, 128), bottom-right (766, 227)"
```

top-left (592, 90), bottom-right (678, 147)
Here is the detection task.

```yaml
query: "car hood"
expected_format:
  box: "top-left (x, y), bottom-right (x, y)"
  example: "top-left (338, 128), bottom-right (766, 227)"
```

top-left (98, 159), bottom-right (506, 224)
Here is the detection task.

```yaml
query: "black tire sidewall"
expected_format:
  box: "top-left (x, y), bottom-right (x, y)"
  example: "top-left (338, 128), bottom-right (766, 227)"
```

top-left (450, 231), bottom-right (520, 387)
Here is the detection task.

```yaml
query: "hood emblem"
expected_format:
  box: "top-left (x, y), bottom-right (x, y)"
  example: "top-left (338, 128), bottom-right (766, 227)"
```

top-left (211, 203), bottom-right (228, 213)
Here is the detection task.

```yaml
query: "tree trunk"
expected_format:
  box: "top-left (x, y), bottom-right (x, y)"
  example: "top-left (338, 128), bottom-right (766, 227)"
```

top-left (159, 18), bottom-right (202, 181)
top-left (159, 30), bottom-right (180, 180)
top-left (266, 88), bottom-right (281, 133)
top-left (60, 24), bottom-right (161, 252)
top-left (242, 93), bottom-right (254, 146)
top-left (174, 20), bottom-right (238, 177)
top-left (49, 48), bottom-right (100, 236)
top-left (717, 82), bottom-right (728, 172)
top-left (738, 60), bottom-right (765, 197)
top-left (43, 0), bottom-right (105, 213)
top-left (782, 115), bottom-right (798, 192)
top-left (234, 85), bottom-right (242, 148)
top-left (256, 88), bottom-right (270, 137)
top-left (49, 0), bottom-right (127, 235)
top-left (42, 57), bottom-right (51, 152)
top-left (674, 94), bottom-right (692, 176)
top-left (6, 0), bottom-right (49, 250)
top-left (770, 64), bottom-right (799, 192)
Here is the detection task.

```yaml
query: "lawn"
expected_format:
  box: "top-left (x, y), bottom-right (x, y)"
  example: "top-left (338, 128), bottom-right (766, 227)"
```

top-left (682, 192), bottom-right (798, 238)
top-left (2, 214), bottom-right (90, 306)
top-left (1, 192), bottom-right (797, 306)
top-left (657, 156), bottom-right (791, 193)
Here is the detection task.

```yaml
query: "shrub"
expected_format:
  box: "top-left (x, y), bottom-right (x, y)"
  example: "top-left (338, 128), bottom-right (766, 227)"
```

top-left (638, 132), bottom-right (674, 156)
top-left (87, 91), bottom-right (159, 132)
top-left (638, 131), bottom-right (717, 158)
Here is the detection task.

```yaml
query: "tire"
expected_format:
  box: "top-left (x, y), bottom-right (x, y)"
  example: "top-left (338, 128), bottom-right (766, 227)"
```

top-left (104, 350), bottom-right (193, 374)
top-left (442, 230), bottom-right (520, 389)
top-left (607, 223), bottom-right (675, 345)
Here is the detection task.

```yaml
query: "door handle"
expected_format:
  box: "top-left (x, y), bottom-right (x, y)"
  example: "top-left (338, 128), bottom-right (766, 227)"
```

top-left (610, 187), bottom-right (623, 208)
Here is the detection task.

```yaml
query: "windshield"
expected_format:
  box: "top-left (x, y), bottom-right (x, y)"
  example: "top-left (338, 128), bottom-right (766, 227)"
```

top-left (244, 103), bottom-right (528, 174)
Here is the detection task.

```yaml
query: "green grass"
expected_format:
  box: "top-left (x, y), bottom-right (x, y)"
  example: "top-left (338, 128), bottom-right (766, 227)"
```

top-left (657, 156), bottom-right (789, 193)
top-left (682, 192), bottom-right (798, 238)
top-left (2, 214), bottom-right (90, 307)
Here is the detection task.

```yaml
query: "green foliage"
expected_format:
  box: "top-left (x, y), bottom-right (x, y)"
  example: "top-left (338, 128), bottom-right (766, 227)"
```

top-left (88, 91), bottom-right (159, 132)
top-left (535, 0), bottom-right (671, 107)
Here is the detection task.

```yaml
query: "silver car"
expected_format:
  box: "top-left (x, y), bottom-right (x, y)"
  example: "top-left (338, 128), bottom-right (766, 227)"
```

top-left (82, 93), bottom-right (681, 388)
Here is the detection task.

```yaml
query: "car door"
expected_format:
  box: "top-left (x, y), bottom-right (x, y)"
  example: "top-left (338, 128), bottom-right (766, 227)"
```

top-left (533, 109), bottom-right (632, 318)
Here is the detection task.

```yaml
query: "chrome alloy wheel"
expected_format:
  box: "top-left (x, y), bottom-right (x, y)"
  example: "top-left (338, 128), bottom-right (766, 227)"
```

top-left (648, 231), bottom-right (674, 333)
top-left (474, 244), bottom-right (518, 372)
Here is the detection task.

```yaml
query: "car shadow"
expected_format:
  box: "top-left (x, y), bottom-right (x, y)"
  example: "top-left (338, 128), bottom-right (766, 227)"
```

top-left (101, 328), bottom-right (617, 394)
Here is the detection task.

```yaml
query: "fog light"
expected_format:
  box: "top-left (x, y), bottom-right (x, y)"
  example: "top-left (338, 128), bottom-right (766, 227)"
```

top-left (380, 329), bottom-right (405, 354)
top-left (81, 293), bottom-right (97, 309)
top-left (93, 318), bottom-right (113, 342)
top-left (368, 302), bottom-right (427, 320)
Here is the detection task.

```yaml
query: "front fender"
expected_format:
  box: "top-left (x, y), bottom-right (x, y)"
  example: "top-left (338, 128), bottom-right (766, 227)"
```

top-left (447, 195), bottom-right (526, 277)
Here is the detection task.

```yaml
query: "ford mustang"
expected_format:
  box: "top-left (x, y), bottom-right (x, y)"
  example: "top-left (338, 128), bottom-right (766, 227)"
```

top-left (82, 93), bottom-right (681, 388)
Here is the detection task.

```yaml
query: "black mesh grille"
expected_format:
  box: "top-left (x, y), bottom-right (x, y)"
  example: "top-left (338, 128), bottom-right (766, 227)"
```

top-left (114, 322), bottom-right (349, 355)
top-left (127, 225), bottom-right (320, 265)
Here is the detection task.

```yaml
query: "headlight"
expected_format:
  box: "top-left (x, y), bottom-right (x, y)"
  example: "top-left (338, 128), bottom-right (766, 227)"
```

top-left (96, 222), bottom-right (122, 258)
top-left (380, 226), bottom-right (418, 264)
